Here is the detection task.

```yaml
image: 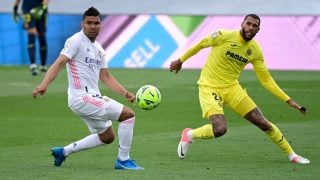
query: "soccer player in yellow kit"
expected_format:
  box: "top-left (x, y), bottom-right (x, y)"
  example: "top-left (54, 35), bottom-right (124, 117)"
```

top-left (169, 14), bottom-right (310, 164)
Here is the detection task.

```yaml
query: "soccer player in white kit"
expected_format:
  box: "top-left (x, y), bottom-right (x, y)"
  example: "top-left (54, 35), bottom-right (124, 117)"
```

top-left (32, 7), bottom-right (144, 170)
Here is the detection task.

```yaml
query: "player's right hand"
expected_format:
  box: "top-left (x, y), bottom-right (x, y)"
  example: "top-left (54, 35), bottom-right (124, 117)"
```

top-left (13, 5), bottom-right (19, 23)
top-left (32, 85), bottom-right (47, 99)
top-left (169, 59), bottom-right (183, 73)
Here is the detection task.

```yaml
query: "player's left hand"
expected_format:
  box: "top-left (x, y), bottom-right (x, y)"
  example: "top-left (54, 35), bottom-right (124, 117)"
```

top-left (124, 91), bottom-right (135, 103)
top-left (30, 4), bottom-right (47, 20)
top-left (286, 99), bottom-right (307, 115)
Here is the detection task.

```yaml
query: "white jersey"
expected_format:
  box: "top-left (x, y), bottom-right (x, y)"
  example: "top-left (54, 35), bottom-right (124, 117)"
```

top-left (60, 30), bottom-right (108, 105)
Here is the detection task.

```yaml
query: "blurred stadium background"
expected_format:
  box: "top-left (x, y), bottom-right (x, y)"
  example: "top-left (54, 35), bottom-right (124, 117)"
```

top-left (0, 0), bottom-right (319, 70)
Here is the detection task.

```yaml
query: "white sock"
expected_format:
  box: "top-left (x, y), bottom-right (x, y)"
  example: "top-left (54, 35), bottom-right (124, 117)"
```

top-left (64, 133), bottom-right (104, 156)
top-left (288, 152), bottom-right (298, 161)
top-left (30, 63), bottom-right (37, 69)
top-left (117, 117), bottom-right (135, 161)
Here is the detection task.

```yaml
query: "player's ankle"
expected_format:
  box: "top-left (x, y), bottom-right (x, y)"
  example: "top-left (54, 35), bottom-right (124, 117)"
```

top-left (288, 152), bottom-right (298, 161)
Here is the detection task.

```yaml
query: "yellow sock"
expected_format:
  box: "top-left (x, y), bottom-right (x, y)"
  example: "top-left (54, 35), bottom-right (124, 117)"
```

top-left (266, 122), bottom-right (293, 155)
top-left (191, 124), bottom-right (214, 139)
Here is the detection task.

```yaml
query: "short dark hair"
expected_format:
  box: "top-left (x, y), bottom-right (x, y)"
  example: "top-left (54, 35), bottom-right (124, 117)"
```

top-left (243, 14), bottom-right (261, 26)
top-left (82, 7), bottom-right (101, 20)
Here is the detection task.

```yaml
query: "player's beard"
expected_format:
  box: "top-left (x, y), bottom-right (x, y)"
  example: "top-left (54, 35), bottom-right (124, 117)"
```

top-left (86, 31), bottom-right (99, 42)
top-left (240, 27), bottom-right (256, 41)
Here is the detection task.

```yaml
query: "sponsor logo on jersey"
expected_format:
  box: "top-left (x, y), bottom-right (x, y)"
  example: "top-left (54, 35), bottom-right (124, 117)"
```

top-left (225, 50), bottom-right (248, 64)
top-left (85, 57), bottom-right (102, 65)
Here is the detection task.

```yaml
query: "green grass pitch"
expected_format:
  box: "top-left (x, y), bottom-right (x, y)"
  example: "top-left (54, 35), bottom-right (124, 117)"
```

top-left (0, 66), bottom-right (319, 179)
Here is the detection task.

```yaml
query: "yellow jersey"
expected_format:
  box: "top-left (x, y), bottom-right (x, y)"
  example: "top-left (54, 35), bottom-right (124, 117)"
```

top-left (180, 29), bottom-right (290, 102)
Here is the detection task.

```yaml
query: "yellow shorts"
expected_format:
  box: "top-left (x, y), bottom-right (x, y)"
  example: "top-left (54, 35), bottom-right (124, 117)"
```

top-left (199, 84), bottom-right (257, 118)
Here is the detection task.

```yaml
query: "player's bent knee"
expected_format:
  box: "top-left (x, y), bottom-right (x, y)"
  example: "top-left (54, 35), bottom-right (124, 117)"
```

top-left (119, 106), bottom-right (135, 121)
top-left (98, 127), bottom-right (116, 144)
top-left (104, 136), bottom-right (115, 144)
top-left (214, 127), bottom-right (227, 137)
top-left (99, 133), bottom-right (115, 144)
top-left (211, 115), bottom-right (228, 138)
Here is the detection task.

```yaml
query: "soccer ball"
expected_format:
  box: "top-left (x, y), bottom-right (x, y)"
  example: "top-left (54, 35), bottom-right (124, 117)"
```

top-left (136, 85), bottom-right (161, 110)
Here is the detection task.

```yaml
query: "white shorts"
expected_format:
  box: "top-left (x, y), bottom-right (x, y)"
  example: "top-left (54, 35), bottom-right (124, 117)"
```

top-left (69, 94), bottom-right (123, 134)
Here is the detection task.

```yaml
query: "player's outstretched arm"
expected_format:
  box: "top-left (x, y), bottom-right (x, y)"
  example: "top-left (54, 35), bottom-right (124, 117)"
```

top-left (99, 68), bottom-right (135, 103)
top-left (32, 55), bottom-right (68, 99)
top-left (286, 99), bottom-right (307, 114)
top-left (169, 36), bottom-right (211, 74)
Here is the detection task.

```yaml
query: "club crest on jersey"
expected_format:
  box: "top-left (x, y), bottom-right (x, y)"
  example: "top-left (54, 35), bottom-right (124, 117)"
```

top-left (246, 49), bottom-right (252, 56)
